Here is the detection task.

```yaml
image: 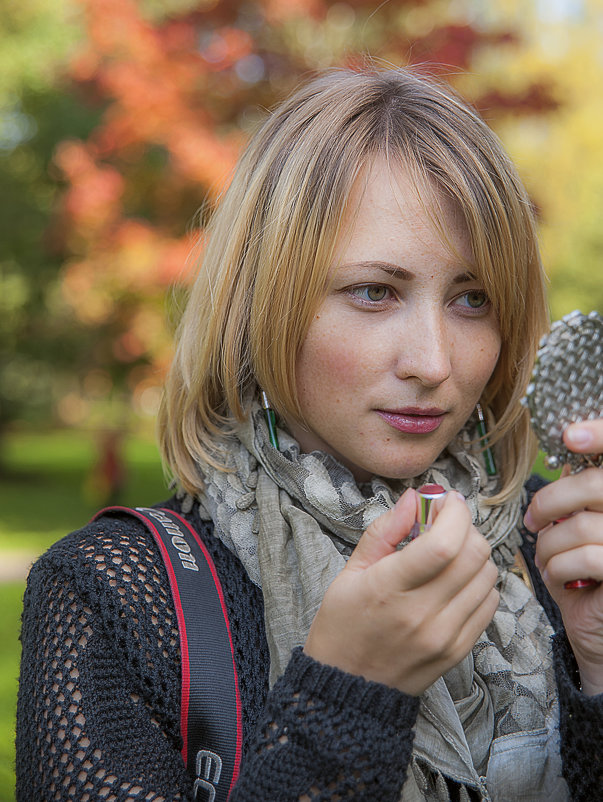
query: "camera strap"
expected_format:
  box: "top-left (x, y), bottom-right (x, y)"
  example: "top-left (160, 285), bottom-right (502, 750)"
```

top-left (93, 505), bottom-right (242, 802)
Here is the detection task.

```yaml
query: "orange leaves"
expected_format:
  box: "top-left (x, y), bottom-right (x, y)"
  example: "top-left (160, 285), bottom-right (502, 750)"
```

top-left (59, 218), bottom-right (184, 420)
top-left (61, 220), bottom-right (196, 325)
top-left (109, 220), bottom-right (195, 291)
top-left (67, 0), bottom-right (244, 191)
top-left (62, 259), bottom-right (114, 326)
top-left (66, 1), bottom-right (212, 193)
top-left (168, 126), bottom-right (242, 189)
top-left (50, 0), bottom-right (561, 427)
top-left (54, 140), bottom-right (124, 239)
top-left (79, 0), bottom-right (159, 63)
top-left (261, 0), bottom-right (323, 24)
top-left (199, 26), bottom-right (254, 71)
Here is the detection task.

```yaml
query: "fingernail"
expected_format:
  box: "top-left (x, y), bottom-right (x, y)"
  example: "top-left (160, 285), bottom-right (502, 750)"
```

top-left (566, 425), bottom-right (593, 448)
top-left (534, 553), bottom-right (542, 570)
top-left (524, 510), bottom-right (536, 532)
top-left (452, 491), bottom-right (465, 502)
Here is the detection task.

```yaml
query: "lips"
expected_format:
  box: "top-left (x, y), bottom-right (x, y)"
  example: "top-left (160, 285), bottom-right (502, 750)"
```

top-left (375, 407), bottom-right (446, 434)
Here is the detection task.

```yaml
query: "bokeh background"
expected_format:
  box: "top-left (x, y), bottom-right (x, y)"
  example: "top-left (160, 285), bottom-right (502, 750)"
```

top-left (1, 0), bottom-right (602, 798)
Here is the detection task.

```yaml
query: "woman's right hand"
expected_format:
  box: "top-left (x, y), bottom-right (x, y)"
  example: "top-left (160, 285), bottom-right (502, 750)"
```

top-left (303, 488), bottom-right (499, 696)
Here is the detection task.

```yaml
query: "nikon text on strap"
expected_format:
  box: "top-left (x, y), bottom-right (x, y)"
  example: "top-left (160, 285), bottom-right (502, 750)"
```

top-left (92, 506), bottom-right (243, 802)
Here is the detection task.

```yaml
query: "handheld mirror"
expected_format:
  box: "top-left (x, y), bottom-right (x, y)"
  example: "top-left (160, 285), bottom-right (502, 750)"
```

top-left (522, 310), bottom-right (603, 588)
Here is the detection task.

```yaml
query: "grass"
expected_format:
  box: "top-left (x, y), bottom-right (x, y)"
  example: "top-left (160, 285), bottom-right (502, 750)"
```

top-left (0, 427), bottom-right (561, 801)
top-left (0, 584), bottom-right (23, 802)
top-left (0, 427), bottom-right (169, 554)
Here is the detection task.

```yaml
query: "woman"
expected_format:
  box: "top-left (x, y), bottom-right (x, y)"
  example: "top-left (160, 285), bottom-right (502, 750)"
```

top-left (17, 68), bottom-right (602, 801)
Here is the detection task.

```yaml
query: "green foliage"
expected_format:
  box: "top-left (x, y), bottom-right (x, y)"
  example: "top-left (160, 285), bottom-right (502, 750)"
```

top-left (472, 0), bottom-right (603, 319)
top-left (0, 0), bottom-right (101, 434)
top-left (0, 0), bottom-right (80, 100)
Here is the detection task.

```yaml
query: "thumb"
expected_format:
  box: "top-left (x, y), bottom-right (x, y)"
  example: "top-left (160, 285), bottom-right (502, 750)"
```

top-left (347, 488), bottom-right (418, 572)
top-left (564, 419), bottom-right (602, 453)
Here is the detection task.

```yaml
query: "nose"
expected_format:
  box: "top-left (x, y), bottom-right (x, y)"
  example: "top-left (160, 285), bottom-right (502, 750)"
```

top-left (393, 308), bottom-right (452, 387)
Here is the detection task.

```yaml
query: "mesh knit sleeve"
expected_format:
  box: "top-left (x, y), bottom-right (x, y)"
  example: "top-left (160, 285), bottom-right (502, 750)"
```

top-left (552, 632), bottom-right (603, 801)
top-left (231, 647), bottom-right (420, 802)
top-left (16, 521), bottom-right (195, 802)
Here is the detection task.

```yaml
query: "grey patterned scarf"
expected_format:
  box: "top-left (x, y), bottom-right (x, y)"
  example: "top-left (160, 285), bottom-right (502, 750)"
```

top-left (194, 402), bottom-right (568, 801)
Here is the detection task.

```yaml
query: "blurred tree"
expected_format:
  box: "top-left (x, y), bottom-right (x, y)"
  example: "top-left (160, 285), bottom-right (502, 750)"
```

top-left (0, 0), bottom-right (101, 453)
top-left (48, 0), bottom-right (559, 434)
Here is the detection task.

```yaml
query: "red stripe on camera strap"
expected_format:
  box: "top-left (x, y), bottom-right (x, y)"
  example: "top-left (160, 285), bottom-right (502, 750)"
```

top-left (93, 506), bottom-right (243, 801)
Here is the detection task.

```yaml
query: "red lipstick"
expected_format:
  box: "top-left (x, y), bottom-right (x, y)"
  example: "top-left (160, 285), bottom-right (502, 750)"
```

top-left (410, 483), bottom-right (447, 539)
top-left (376, 407), bottom-right (445, 434)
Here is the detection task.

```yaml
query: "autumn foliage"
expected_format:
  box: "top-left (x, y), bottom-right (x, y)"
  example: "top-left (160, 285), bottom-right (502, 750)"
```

top-left (53, 0), bottom-right (558, 426)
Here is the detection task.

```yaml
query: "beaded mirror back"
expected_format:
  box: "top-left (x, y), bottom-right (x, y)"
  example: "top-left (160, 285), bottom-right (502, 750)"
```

top-left (522, 310), bottom-right (603, 472)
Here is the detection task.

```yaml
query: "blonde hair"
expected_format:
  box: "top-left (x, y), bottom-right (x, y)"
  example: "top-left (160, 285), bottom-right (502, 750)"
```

top-left (158, 68), bottom-right (549, 502)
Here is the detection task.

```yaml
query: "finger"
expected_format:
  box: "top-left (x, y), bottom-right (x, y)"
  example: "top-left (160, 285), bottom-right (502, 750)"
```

top-left (388, 493), bottom-right (477, 589)
top-left (455, 586), bottom-right (500, 656)
top-left (434, 584), bottom-right (500, 669)
top-left (442, 557), bottom-right (499, 621)
top-left (536, 511), bottom-right (603, 566)
top-left (524, 468), bottom-right (603, 532)
top-left (427, 491), bottom-right (449, 517)
top-left (564, 419), bottom-right (603, 454)
top-left (541, 545), bottom-right (603, 588)
top-left (348, 488), bottom-right (417, 571)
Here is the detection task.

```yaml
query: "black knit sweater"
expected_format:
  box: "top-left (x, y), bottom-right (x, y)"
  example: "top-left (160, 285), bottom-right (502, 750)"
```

top-left (16, 479), bottom-right (602, 801)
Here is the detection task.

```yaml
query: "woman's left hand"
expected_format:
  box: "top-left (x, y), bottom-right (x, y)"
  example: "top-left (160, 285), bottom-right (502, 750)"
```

top-left (524, 418), bottom-right (603, 696)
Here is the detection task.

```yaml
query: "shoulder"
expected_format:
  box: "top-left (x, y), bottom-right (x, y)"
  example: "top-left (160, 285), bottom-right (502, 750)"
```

top-left (23, 499), bottom-right (220, 643)
top-left (22, 498), bottom-right (261, 702)
top-left (22, 500), bottom-right (202, 658)
top-left (30, 497), bottom-right (226, 590)
top-left (26, 497), bottom-right (262, 640)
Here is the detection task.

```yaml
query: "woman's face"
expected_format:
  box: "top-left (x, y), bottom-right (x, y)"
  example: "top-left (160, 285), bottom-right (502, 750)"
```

top-left (286, 158), bottom-right (501, 482)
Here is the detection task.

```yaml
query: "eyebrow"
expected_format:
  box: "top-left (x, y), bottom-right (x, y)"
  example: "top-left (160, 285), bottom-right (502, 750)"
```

top-left (342, 260), bottom-right (477, 284)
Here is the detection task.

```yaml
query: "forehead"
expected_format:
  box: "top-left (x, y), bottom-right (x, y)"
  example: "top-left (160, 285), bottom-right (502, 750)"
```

top-left (335, 156), bottom-right (474, 268)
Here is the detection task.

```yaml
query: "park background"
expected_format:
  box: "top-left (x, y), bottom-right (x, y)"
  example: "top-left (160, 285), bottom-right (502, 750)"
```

top-left (1, 0), bottom-right (602, 798)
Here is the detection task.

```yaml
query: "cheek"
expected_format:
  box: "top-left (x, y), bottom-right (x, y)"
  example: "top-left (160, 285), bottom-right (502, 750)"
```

top-left (473, 335), bottom-right (501, 386)
top-left (486, 332), bottom-right (502, 369)
top-left (455, 329), bottom-right (501, 390)
top-left (299, 324), bottom-right (366, 389)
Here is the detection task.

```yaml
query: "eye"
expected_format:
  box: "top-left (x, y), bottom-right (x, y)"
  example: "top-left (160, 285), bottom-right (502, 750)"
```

top-left (349, 285), bottom-right (391, 303)
top-left (455, 289), bottom-right (490, 311)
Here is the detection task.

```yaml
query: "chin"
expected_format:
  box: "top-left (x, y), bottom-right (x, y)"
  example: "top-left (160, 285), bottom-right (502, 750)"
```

top-left (350, 456), bottom-right (439, 483)
top-left (378, 447), bottom-right (448, 481)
